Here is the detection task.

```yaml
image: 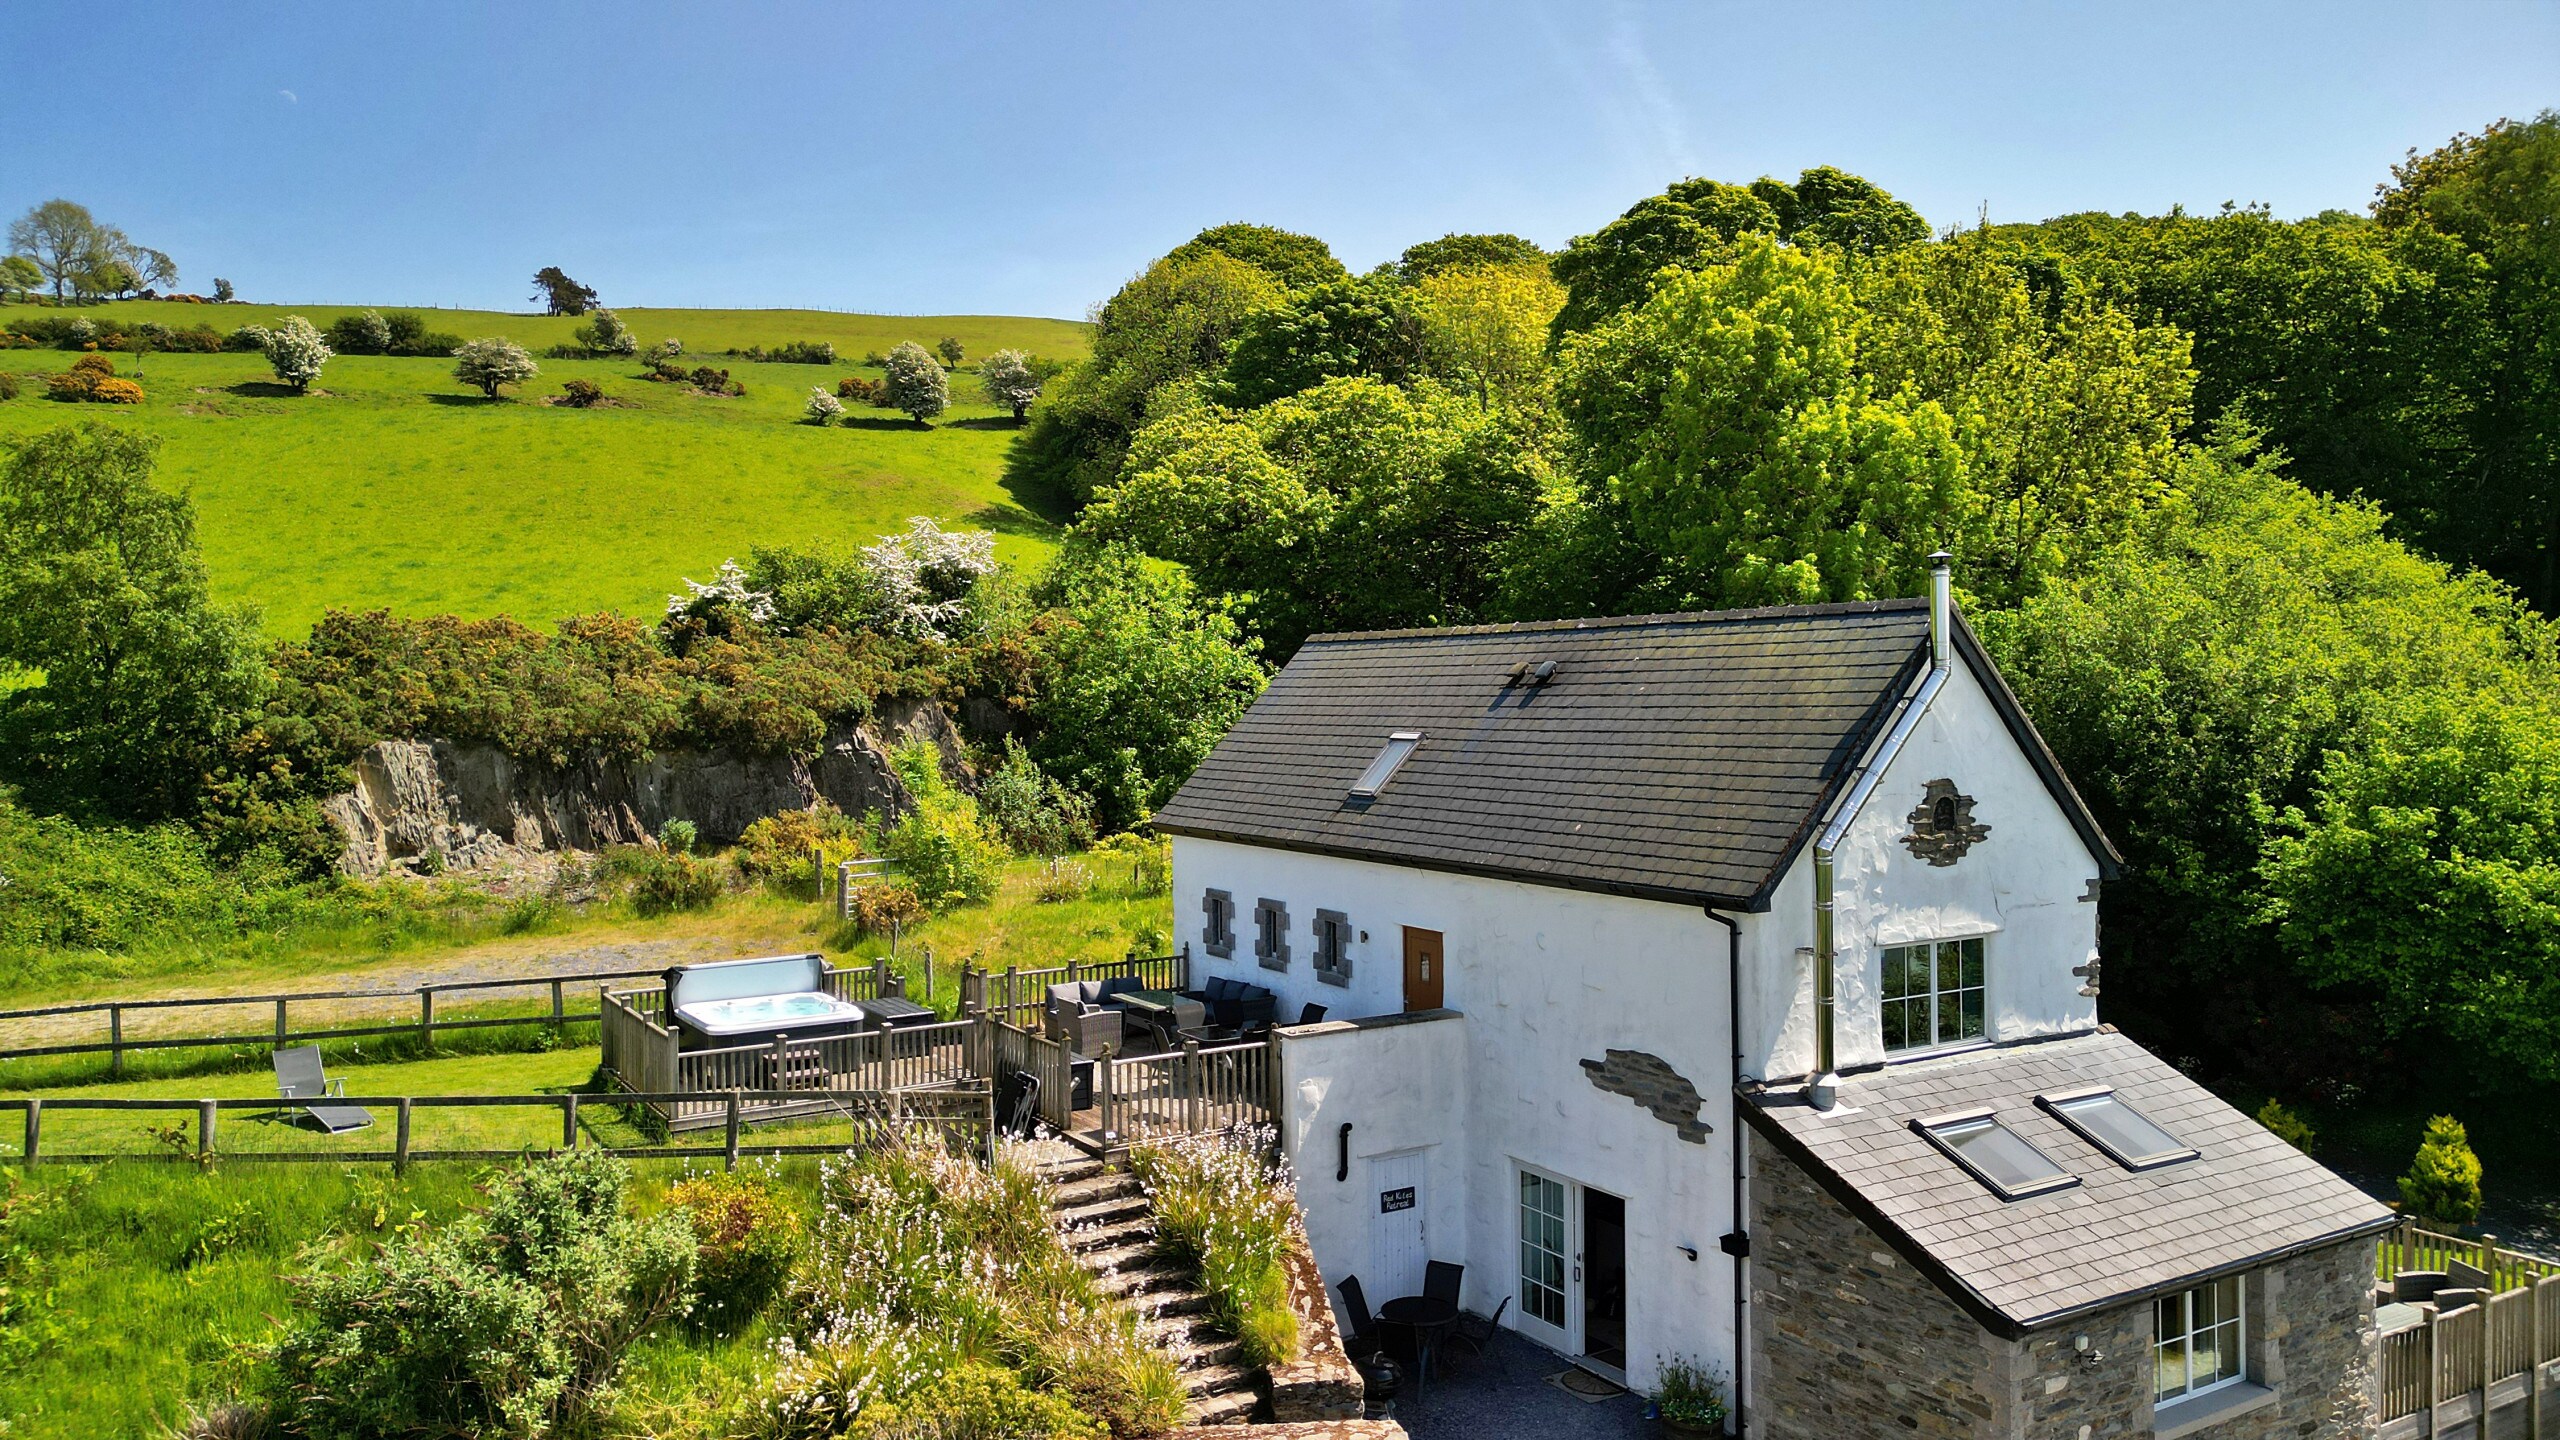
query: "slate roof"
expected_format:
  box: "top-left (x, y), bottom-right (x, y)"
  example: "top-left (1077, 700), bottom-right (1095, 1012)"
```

top-left (1740, 1029), bottom-right (2397, 1337)
top-left (1151, 599), bottom-right (2116, 910)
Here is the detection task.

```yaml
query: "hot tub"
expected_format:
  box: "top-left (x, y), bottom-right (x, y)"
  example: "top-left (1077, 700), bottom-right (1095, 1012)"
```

top-left (674, 990), bottom-right (868, 1038)
top-left (665, 952), bottom-right (868, 1052)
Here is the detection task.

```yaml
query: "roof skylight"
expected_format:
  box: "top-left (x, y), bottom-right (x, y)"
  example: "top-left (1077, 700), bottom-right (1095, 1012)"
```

top-left (1913, 1109), bottom-right (2079, 1200)
top-left (1349, 732), bottom-right (1422, 800)
top-left (2037, 1087), bottom-right (2197, 1170)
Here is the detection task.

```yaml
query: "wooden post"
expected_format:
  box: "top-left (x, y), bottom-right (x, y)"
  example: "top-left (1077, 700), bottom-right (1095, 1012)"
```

top-left (890, 919), bottom-right (900, 959)
top-left (1067, 958), bottom-right (1081, 986)
top-left (1265, 1022), bottom-right (1285, 1121)
top-left (1183, 1036), bottom-right (1202, 1135)
top-left (724, 1093), bottom-right (742, 1172)
top-left (2487, 1298), bottom-right (2499, 1404)
top-left (923, 945), bottom-right (935, 1005)
top-left (198, 1099), bottom-right (216, 1162)
top-left (419, 987), bottom-right (436, 1047)
top-left (275, 998), bottom-right (289, 1048)
top-left (19, 1099), bottom-right (36, 1165)
top-left (2426, 1306), bottom-right (2442, 1440)
top-left (836, 861), bottom-right (854, 921)
top-left (1097, 1048), bottom-right (1114, 1142)
top-left (562, 1095), bottom-right (580, 1149)
top-left (550, 979), bottom-right (565, 1024)
top-left (1004, 966), bottom-right (1018, 1025)
top-left (873, 957), bottom-right (890, 999)
top-left (811, 845), bottom-right (824, 901)
top-left (394, 1099), bottom-right (413, 1173)
top-left (109, 1004), bottom-right (125, 1076)
top-left (1178, 940), bottom-right (1191, 993)
top-left (2529, 1273), bottom-right (2546, 1440)
top-left (772, 1032), bottom-right (792, 1093)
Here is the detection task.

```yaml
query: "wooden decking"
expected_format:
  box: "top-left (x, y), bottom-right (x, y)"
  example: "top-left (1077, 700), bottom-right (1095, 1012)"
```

top-left (2375, 1223), bottom-right (2560, 1437)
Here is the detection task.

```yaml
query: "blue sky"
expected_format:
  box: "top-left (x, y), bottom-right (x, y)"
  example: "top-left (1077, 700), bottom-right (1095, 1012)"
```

top-left (3, 2), bottom-right (2551, 319)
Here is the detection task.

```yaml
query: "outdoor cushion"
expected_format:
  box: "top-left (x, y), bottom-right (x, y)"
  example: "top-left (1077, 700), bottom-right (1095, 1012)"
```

top-left (1096, 974), bottom-right (1143, 1002)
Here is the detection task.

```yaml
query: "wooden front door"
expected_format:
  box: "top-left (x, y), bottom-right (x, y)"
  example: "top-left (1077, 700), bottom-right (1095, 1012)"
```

top-left (1402, 927), bottom-right (1444, 1012)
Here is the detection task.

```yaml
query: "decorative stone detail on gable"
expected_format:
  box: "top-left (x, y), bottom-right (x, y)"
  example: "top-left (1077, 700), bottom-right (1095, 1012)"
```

top-left (1579, 1049), bottom-right (1712, 1144)
top-left (1902, 778), bottom-right (1990, 866)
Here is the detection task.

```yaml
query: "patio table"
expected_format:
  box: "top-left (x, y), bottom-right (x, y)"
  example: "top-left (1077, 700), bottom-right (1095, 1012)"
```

top-left (863, 996), bottom-right (935, 1031)
top-left (1379, 1294), bottom-right (1459, 1398)
top-left (1119, 989), bottom-right (1206, 1046)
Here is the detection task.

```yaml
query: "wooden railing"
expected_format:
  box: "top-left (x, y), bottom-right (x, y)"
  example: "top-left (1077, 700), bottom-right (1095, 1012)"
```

top-left (0, 965), bottom-right (669, 1070)
top-left (958, 949), bottom-right (1188, 1031)
top-left (1095, 1033), bottom-right (1276, 1146)
top-left (657, 1020), bottom-right (982, 1130)
top-left (2375, 1268), bottom-right (2560, 1428)
top-left (2380, 1219), bottom-right (2560, 1295)
top-left (0, 1087), bottom-right (990, 1171)
top-left (990, 1018), bottom-right (1076, 1131)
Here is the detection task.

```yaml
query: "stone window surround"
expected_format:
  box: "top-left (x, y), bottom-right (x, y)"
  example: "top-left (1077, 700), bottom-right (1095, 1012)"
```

top-left (1202, 888), bottom-right (1236, 959)
top-left (1311, 908), bottom-right (1352, 986)
top-left (1254, 897), bottom-right (1291, 970)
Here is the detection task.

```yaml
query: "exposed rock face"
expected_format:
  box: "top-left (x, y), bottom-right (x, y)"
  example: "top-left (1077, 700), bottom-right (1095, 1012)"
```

top-left (323, 698), bottom-right (970, 877)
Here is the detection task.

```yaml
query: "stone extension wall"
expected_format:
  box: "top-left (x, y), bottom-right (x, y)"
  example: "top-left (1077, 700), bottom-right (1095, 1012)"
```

top-left (1269, 1211), bottom-right (1366, 1422)
top-left (322, 697), bottom-right (971, 876)
top-left (1750, 1129), bottom-right (2381, 1440)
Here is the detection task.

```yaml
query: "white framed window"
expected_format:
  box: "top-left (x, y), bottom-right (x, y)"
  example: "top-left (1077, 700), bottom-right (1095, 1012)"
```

top-left (1253, 898), bottom-right (1290, 971)
top-left (1312, 909), bottom-right (1353, 986)
top-left (1881, 936), bottom-right (1985, 1053)
top-left (1202, 889), bottom-right (1235, 959)
top-left (1517, 1169), bottom-right (1568, 1331)
top-left (2155, 1275), bottom-right (2245, 1405)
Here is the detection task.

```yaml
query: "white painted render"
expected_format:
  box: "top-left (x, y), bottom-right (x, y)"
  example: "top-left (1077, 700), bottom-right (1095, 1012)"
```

top-left (1168, 615), bottom-right (2110, 1390)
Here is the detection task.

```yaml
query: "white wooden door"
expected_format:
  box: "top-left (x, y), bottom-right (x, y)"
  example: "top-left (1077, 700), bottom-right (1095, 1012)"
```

top-left (1369, 1150), bottom-right (1428, 1302)
top-left (1515, 1164), bottom-right (1573, 1352)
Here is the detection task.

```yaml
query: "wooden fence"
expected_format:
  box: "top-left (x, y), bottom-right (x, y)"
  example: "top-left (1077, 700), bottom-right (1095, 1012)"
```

top-left (1096, 1034), bottom-right (1277, 1146)
top-left (2376, 1247), bottom-right (2560, 1434)
top-left (2380, 1220), bottom-right (2560, 1297)
top-left (0, 965), bottom-right (671, 1071)
top-left (0, 1087), bottom-right (992, 1171)
top-left (957, 948), bottom-right (1188, 1031)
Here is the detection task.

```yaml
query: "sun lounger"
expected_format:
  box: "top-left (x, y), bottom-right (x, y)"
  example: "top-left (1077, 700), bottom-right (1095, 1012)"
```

top-left (271, 1044), bottom-right (374, 1134)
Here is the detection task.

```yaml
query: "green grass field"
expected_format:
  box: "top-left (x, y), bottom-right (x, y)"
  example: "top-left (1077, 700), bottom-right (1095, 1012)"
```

top-left (0, 302), bottom-right (1090, 634)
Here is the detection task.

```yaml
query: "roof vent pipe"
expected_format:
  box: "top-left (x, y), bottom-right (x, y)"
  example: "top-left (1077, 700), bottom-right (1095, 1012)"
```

top-left (1808, 551), bottom-right (1957, 1111)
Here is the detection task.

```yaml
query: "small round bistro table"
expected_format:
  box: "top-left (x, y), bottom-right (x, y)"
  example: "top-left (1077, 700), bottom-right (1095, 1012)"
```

top-left (1377, 1295), bottom-right (1460, 1398)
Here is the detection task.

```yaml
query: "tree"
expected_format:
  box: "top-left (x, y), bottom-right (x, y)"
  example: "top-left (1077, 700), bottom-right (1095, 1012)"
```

top-left (532, 266), bottom-right (599, 316)
top-left (1165, 222), bottom-right (1347, 291)
top-left (211, 277), bottom-right (235, 303)
top-left (260, 316), bottom-right (333, 392)
top-left (979, 348), bottom-right (1042, 421)
top-left (0, 424), bottom-right (267, 823)
top-left (2397, 1116), bottom-right (2483, 1226)
top-left (327, 309), bottom-right (393, 355)
top-left (1088, 375), bottom-right (1553, 657)
top-left (453, 336), bottom-right (538, 398)
top-left (881, 341), bottom-right (949, 423)
top-left (2261, 691), bottom-right (2560, 1084)
top-left (119, 242), bottom-right (177, 294)
top-left (1395, 233), bottom-right (1547, 280)
top-left (0, 255), bottom-right (38, 302)
top-left (7, 199), bottom-right (104, 303)
top-left (1412, 262), bottom-right (1568, 405)
top-left (1030, 540), bottom-right (1266, 831)
top-left (574, 307), bottom-right (638, 357)
top-left (804, 386), bottom-right (845, 425)
top-left (1553, 236), bottom-right (1968, 612)
top-left (1217, 275), bottom-right (1429, 408)
top-left (935, 336), bottom-right (965, 367)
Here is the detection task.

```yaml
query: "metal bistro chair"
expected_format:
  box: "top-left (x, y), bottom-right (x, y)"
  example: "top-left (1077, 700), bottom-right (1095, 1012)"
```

top-left (1446, 1294), bottom-right (1510, 1369)
top-left (1424, 1259), bottom-right (1464, 1306)
top-left (1336, 1274), bottom-right (1383, 1360)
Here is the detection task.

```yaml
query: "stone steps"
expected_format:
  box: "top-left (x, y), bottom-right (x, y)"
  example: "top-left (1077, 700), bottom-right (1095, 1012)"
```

top-left (1039, 1155), bottom-right (1269, 1426)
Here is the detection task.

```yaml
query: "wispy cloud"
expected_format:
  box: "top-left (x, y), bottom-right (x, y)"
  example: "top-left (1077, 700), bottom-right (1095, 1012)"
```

top-left (278, 89), bottom-right (297, 104)
top-left (1602, 6), bottom-right (1694, 176)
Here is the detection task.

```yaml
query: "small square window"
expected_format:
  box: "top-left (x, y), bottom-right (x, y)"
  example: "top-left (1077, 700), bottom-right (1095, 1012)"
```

top-left (1312, 909), bottom-right (1352, 986)
top-left (1253, 898), bottom-right (1290, 971)
top-left (1202, 889), bottom-right (1235, 959)
top-left (2037, 1087), bottom-right (2196, 1170)
top-left (1913, 1109), bottom-right (2078, 1200)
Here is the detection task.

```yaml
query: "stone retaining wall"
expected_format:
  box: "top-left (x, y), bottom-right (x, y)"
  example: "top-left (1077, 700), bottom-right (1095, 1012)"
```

top-left (1269, 1210), bottom-right (1366, 1422)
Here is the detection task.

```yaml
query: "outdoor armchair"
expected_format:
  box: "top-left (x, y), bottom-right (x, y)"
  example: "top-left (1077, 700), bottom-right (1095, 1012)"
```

top-left (270, 1045), bottom-right (373, 1135)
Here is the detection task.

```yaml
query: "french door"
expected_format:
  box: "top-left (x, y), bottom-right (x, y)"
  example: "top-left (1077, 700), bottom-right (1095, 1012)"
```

top-left (1515, 1164), bottom-right (1629, 1380)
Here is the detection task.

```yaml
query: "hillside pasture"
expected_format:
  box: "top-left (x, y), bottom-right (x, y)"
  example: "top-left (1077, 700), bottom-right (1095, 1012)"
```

top-left (0, 305), bottom-right (1089, 633)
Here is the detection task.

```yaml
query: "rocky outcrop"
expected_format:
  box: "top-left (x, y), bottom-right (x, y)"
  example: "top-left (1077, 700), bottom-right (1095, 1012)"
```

top-left (323, 698), bottom-right (970, 877)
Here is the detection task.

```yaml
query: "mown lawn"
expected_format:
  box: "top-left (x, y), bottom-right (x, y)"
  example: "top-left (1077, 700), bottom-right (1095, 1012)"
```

top-left (0, 303), bottom-right (1089, 634)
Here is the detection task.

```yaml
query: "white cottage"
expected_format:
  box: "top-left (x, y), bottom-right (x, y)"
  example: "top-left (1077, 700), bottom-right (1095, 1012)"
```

top-left (1153, 561), bottom-right (2395, 1439)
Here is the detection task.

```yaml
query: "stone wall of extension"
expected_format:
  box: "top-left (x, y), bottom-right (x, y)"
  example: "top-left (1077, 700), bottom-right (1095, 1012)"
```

top-left (1269, 1212), bottom-right (1367, 1422)
top-left (1749, 1130), bottom-right (2381, 1440)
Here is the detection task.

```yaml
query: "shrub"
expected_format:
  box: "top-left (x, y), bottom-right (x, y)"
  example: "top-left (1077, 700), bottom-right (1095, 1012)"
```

top-left (86, 376), bottom-right (143, 404)
top-left (978, 739), bottom-right (1097, 856)
top-left (804, 386), bottom-right (845, 425)
top-left (1034, 859), bottom-right (1090, 903)
top-left (875, 743), bottom-right (1003, 909)
top-left (453, 336), bottom-right (538, 398)
top-left (1653, 1356), bottom-right (1730, 1430)
top-left (881, 341), bottom-right (949, 423)
top-left (69, 353), bottom-right (114, 378)
top-left (1129, 1130), bottom-right (1300, 1367)
top-left (2399, 1114), bottom-right (2483, 1225)
top-left (688, 364), bottom-right (742, 396)
top-left (935, 336), bottom-right (964, 367)
top-left (734, 804), bottom-right (864, 886)
top-left (44, 363), bottom-right (140, 403)
top-left (980, 347), bottom-right (1041, 421)
top-left (573, 306), bottom-right (639, 357)
top-left (267, 1149), bottom-right (695, 1439)
top-left (657, 817), bottom-right (699, 854)
top-left (843, 881), bottom-right (927, 935)
top-left (629, 847), bottom-right (722, 916)
top-left (223, 323), bottom-right (271, 352)
top-left (0, 373), bottom-right (16, 401)
top-left (835, 375), bottom-right (885, 404)
top-left (326, 309), bottom-right (392, 354)
top-left (260, 316), bottom-right (332, 391)
top-left (559, 378), bottom-right (604, 407)
top-left (668, 1168), bottom-right (801, 1334)
top-left (1097, 831), bottom-right (1170, 895)
top-left (2256, 1099), bottom-right (2316, 1153)
top-left (737, 340), bottom-right (834, 365)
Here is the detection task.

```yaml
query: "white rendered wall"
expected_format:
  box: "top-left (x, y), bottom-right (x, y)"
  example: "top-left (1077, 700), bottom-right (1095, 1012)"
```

top-left (1741, 650), bottom-right (2106, 1082)
top-left (1174, 836), bottom-right (1739, 1393)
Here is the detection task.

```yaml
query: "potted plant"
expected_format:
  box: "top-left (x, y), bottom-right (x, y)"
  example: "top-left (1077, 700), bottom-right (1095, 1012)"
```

top-left (1653, 1354), bottom-right (1729, 1438)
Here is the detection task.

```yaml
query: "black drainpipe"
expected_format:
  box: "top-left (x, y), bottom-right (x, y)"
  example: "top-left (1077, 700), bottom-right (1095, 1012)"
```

top-left (1705, 907), bottom-right (1747, 1438)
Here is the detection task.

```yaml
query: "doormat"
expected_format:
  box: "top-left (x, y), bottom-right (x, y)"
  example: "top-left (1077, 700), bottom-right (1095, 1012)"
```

top-left (1547, 1369), bottom-right (1626, 1402)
